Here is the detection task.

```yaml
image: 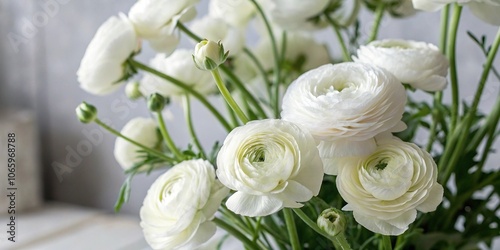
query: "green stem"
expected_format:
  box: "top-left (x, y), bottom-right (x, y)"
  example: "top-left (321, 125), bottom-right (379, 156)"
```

top-left (219, 65), bottom-right (267, 118)
top-left (249, 0), bottom-right (281, 118)
top-left (211, 68), bottom-right (249, 123)
top-left (447, 4), bottom-right (462, 134)
top-left (128, 59), bottom-right (232, 131)
top-left (225, 100), bottom-right (240, 128)
top-left (177, 22), bottom-right (267, 119)
top-left (380, 235), bottom-right (392, 250)
top-left (325, 14), bottom-right (351, 62)
top-left (94, 119), bottom-right (173, 162)
top-left (468, 94), bottom-right (500, 152)
top-left (213, 217), bottom-right (260, 250)
top-left (439, 5), bottom-right (450, 53)
top-left (426, 5), bottom-right (450, 152)
top-left (243, 47), bottom-right (273, 101)
top-left (292, 208), bottom-right (352, 250)
top-left (177, 22), bottom-right (202, 42)
top-left (182, 95), bottom-right (206, 159)
top-left (368, 2), bottom-right (386, 43)
top-left (441, 26), bottom-right (500, 184)
top-left (156, 111), bottom-right (184, 160)
top-left (283, 208), bottom-right (300, 250)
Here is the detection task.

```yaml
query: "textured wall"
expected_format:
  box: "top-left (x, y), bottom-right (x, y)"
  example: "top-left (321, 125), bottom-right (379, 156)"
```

top-left (0, 1), bottom-right (498, 217)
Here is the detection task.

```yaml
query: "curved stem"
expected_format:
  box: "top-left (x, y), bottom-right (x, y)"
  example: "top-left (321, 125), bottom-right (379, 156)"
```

top-left (447, 4), bottom-right (463, 134)
top-left (243, 47), bottom-right (273, 101)
top-left (368, 2), bottom-right (386, 43)
top-left (283, 208), bottom-right (300, 250)
top-left (177, 21), bottom-right (267, 119)
top-left (426, 5), bottom-right (450, 152)
top-left (211, 68), bottom-right (249, 123)
top-left (219, 65), bottom-right (267, 118)
top-left (325, 14), bottom-right (351, 62)
top-left (441, 26), bottom-right (500, 184)
top-left (177, 22), bottom-right (202, 42)
top-left (156, 111), bottom-right (184, 160)
top-left (128, 59), bottom-right (232, 131)
top-left (182, 95), bottom-right (206, 158)
top-left (213, 217), bottom-right (260, 250)
top-left (94, 118), bottom-right (173, 162)
top-left (249, 0), bottom-right (281, 118)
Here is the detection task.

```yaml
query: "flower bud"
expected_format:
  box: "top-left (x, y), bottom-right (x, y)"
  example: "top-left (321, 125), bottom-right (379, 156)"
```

top-left (76, 102), bottom-right (98, 123)
top-left (125, 81), bottom-right (143, 100)
top-left (147, 93), bottom-right (167, 112)
top-left (193, 39), bottom-right (228, 71)
top-left (317, 208), bottom-right (347, 236)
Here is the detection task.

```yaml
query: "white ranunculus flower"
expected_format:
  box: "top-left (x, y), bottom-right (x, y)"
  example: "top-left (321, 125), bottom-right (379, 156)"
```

top-left (281, 62), bottom-right (407, 174)
top-left (208, 0), bottom-right (256, 27)
top-left (77, 13), bottom-right (139, 95)
top-left (129, 0), bottom-right (198, 53)
top-left (261, 0), bottom-right (330, 30)
top-left (140, 159), bottom-right (229, 250)
top-left (354, 39), bottom-right (449, 91)
top-left (216, 119), bottom-right (324, 217)
top-left (336, 136), bottom-right (444, 235)
top-left (114, 117), bottom-right (159, 170)
top-left (190, 16), bottom-right (244, 55)
top-left (412, 0), bottom-right (500, 25)
top-left (140, 50), bottom-right (215, 98)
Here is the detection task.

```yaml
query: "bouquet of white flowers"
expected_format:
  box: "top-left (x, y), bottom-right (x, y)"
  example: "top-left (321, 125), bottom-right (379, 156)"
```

top-left (76, 0), bottom-right (500, 249)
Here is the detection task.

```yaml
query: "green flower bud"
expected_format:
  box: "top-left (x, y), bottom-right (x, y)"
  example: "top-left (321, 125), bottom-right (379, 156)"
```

top-left (76, 102), bottom-right (98, 123)
top-left (317, 208), bottom-right (347, 236)
top-left (193, 39), bottom-right (229, 71)
top-left (148, 93), bottom-right (167, 112)
top-left (125, 81), bottom-right (143, 100)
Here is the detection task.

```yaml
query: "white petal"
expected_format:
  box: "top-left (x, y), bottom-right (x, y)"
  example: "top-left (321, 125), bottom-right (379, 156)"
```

top-left (411, 0), bottom-right (447, 11)
top-left (468, 1), bottom-right (500, 26)
top-left (319, 139), bottom-right (376, 175)
top-left (353, 211), bottom-right (409, 236)
top-left (226, 192), bottom-right (283, 217)
top-left (417, 184), bottom-right (444, 212)
top-left (411, 75), bottom-right (447, 92)
top-left (179, 221), bottom-right (217, 250)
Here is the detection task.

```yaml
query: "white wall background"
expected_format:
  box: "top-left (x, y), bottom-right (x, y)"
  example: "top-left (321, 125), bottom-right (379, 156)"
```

top-left (0, 0), bottom-right (498, 217)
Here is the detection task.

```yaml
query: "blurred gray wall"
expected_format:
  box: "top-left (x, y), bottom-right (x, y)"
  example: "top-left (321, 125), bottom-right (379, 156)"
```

top-left (0, 0), bottom-right (498, 216)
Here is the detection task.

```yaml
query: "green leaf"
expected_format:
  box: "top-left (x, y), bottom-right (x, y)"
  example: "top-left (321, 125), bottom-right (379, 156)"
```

top-left (114, 174), bottom-right (134, 213)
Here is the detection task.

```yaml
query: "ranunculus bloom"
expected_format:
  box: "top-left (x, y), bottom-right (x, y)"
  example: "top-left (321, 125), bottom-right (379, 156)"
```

top-left (77, 13), bottom-right (139, 95)
top-left (336, 137), bottom-right (444, 235)
top-left (208, 0), bottom-right (256, 27)
top-left (140, 50), bottom-right (215, 98)
top-left (128, 0), bottom-right (198, 53)
top-left (190, 16), bottom-right (244, 55)
top-left (412, 0), bottom-right (500, 25)
top-left (114, 117), bottom-right (159, 170)
top-left (354, 39), bottom-right (449, 91)
top-left (261, 0), bottom-right (330, 30)
top-left (281, 62), bottom-right (406, 175)
top-left (140, 159), bottom-right (229, 250)
top-left (216, 119), bottom-right (324, 217)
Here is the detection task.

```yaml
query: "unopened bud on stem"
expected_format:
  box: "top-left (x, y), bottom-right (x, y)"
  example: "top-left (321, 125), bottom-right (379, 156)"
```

top-left (317, 208), bottom-right (347, 237)
top-left (148, 93), bottom-right (167, 112)
top-left (76, 102), bottom-right (98, 123)
top-left (193, 39), bottom-right (228, 71)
